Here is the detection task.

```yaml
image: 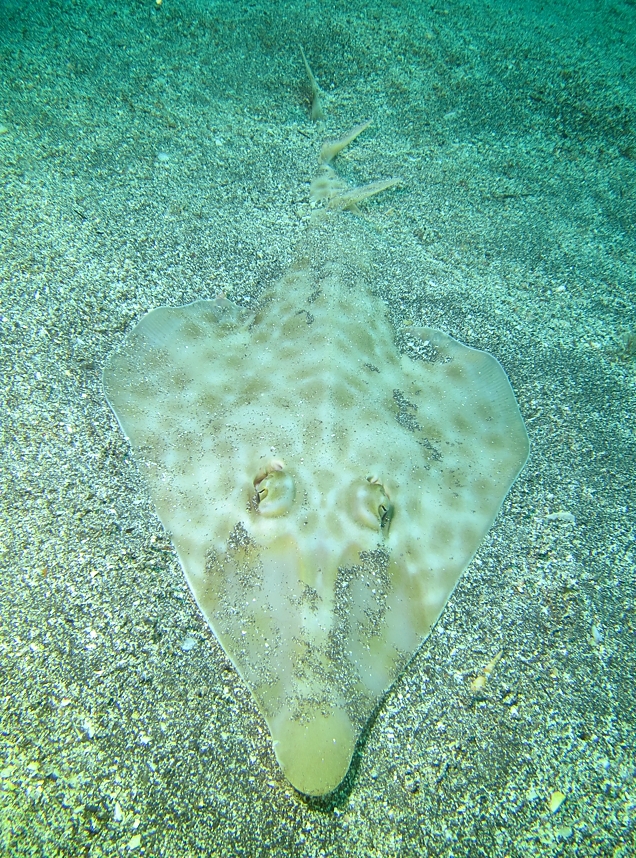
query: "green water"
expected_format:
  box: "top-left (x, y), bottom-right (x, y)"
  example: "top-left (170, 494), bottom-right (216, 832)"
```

top-left (0, 0), bottom-right (634, 855)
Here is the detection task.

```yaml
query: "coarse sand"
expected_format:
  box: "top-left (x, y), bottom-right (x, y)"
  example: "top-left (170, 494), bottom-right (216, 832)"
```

top-left (0, 0), bottom-right (634, 855)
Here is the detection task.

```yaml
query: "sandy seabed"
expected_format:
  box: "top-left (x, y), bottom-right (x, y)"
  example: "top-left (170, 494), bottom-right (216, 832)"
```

top-left (1, 0), bottom-right (634, 855)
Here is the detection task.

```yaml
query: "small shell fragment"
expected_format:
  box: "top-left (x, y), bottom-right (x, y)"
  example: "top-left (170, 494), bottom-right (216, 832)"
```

top-left (545, 510), bottom-right (575, 523)
top-left (180, 636), bottom-right (197, 652)
top-left (548, 789), bottom-right (566, 813)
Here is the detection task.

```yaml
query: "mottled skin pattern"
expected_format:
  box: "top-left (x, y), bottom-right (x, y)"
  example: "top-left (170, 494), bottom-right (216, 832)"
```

top-left (104, 215), bottom-right (528, 795)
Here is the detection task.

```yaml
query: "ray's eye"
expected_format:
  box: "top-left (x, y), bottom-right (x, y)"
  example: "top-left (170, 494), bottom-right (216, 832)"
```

top-left (348, 477), bottom-right (394, 536)
top-left (252, 461), bottom-right (296, 517)
top-left (379, 499), bottom-right (394, 534)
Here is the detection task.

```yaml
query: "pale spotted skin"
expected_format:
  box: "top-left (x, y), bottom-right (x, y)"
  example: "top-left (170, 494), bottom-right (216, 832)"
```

top-left (104, 215), bottom-right (528, 796)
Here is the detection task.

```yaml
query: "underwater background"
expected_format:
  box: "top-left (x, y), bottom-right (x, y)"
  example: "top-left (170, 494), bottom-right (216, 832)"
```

top-left (0, 0), bottom-right (634, 855)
